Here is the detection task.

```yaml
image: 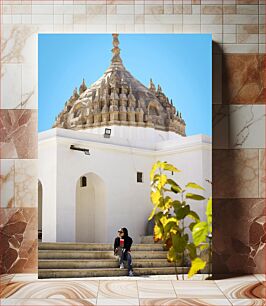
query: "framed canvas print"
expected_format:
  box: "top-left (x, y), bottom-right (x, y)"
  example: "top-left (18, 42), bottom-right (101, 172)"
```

top-left (38, 33), bottom-right (212, 279)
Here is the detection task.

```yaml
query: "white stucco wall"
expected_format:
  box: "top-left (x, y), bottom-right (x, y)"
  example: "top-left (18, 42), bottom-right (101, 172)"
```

top-left (38, 127), bottom-right (212, 243)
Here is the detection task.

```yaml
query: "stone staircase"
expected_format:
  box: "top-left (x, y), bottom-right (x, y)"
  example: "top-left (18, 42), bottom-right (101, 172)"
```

top-left (38, 237), bottom-right (188, 278)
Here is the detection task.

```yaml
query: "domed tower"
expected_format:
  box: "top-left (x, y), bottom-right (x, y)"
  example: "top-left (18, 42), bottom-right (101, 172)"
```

top-left (53, 34), bottom-right (186, 137)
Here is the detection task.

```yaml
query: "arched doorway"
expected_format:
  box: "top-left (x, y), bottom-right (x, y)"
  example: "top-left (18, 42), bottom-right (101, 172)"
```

top-left (38, 180), bottom-right (43, 241)
top-left (76, 173), bottom-right (106, 242)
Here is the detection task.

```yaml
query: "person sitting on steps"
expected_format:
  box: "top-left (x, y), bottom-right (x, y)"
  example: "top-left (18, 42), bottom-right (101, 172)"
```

top-left (114, 227), bottom-right (134, 276)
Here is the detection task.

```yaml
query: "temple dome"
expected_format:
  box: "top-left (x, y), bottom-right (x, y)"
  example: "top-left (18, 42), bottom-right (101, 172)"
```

top-left (53, 34), bottom-right (186, 136)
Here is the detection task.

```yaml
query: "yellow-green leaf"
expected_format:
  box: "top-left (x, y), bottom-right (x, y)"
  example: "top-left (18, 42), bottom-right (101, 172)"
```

top-left (186, 193), bottom-right (205, 201)
top-left (175, 205), bottom-right (190, 220)
top-left (187, 243), bottom-right (197, 260)
top-left (167, 179), bottom-right (182, 191)
top-left (167, 246), bottom-right (176, 262)
top-left (172, 234), bottom-right (187, 253)
top-left (187, 211), bottom-right (200, 222)
top-left (161, 163), bottom-right (181, 173)
top-left (150, 189), bottom-right (161, 205)
top-left (200, 244), bottom-right (209, 251)
top-left (206, 197), bottom-right (212, 233)
top-left (189, 222), bottom-right (197, 231)
top-left (158, 174), bottom-right (168, 189)
top-left (164, 196), bottom-right (173, 209)
top-left (150, 161), bottom-right (162, 181)
top-left (192, 221), bottom-right (208, 246)
top-left (171, 186), bottom-right (182, 194)
top-left (148, 206), bottom-right (157, 221)
top-left (185, 182), bottom-right (205, 191)
top-left (188, 257), bottom-right (206, 278)
top-left (154, 224), bottom-right (163, 241)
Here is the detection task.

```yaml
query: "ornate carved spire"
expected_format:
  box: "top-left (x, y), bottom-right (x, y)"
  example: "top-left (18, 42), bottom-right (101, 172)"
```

top-left (79, 78), bottom-right (87, 94)
top-left (111, 34), bottom-right (122, 64)
top-left (149, 78), bottom-right (156, 93)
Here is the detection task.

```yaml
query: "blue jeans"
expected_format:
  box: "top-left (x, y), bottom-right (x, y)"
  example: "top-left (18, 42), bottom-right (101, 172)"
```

top-left (118, 247), bottom-right (133, 271)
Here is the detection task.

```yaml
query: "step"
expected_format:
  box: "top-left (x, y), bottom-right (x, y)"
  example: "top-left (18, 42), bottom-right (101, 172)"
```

top-left (38, 258), bottom-right (175, 269)
top-left (38, 242), bottom-right (164, 251)
top-left (38, 250), bottom-right (168, 260)
top-left (140, 236), bottom-right (157, 244)
top-left (38, 267), bottom-right (189, 279)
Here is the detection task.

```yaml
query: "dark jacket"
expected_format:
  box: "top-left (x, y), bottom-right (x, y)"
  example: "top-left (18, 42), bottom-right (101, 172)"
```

top-left (114, 228), bottom-right (133, 252)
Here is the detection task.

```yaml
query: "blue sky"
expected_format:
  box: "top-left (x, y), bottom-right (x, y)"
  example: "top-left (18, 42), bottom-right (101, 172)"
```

top-left (38, 34), bottom-right (212, 136)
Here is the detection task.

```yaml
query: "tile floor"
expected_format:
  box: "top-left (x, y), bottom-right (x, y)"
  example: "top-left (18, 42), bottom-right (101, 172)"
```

top-left (0, 274), bottom-right (265, 305)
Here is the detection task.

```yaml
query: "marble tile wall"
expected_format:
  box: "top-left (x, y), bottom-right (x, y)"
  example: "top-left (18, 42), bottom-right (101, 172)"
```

top-left (0, 0), bottom-right (265, 276)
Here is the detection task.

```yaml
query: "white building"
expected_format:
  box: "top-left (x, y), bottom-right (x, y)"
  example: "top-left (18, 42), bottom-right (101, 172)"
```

top-left (38, 34), bottom-right (211, 244)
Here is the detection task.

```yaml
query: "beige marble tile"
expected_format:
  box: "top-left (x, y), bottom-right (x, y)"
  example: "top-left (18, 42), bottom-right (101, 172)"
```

top-left (201, 5), bottom-right (223, 14)
top-left (224, 14), bottom-right (258, 25)
top-left (0, 159), bottom-right (15, 208)
top-left (0, 299), bottom-right (96, 305)
top-left (216, 281), bottom-right (265, 299)
top-left (183, 14), bottom-right (200, 24)
top-left (259, 149), bottom-right (266, 199)
top-left (1, 281), bottom-right (99, 299)
top-left (1, 64), bottom-right (22, 109)
top-left (182, 24), bottom-right (200, 32)
top-left (144, 24), bottom-right (174, 33)
top-left (223, 4), bottom-right (236, 14)
top-left (223, 25), bottom-right (236, 33)
top-left (21, 63), bottom-right (37, 109)
top-left (86, 5), bottom-right (106, 15)
top-left (144, 15), bottom-right (182, 24)
top-left (237, 25), bottom-right (259, 34)
top-left (222, 44), bottom-right (258, 53)
top-left (172, 281), bottom-right (225, 299)
top-left (164, 4), bottom-right (174, 15)
top-left (98, 281), bottom-right (138, 299)
top-left (14, 159), bottom-right (37, 208)
top-left (213, 149), bottom-right (259, 198)
top-left (0, 274), bottom-right (15, 294)
top-left (237, 33), bottom-right (259, 44)
top-left (229, 300), bottom-right (265, 306)
top-left (32, 15), bottom-right (54, 25)
top-left (223, 33), bottom-right (236, 43)
top-left (255, 274), bottom-right (266, 283)
top-left (96, 299), bottom-right (139, 305)
top-left (144, 5), bottom-right (164, 15)
top-left (11, 274), bottom-right (38, 283)
top-left (201, 24), bottom-right (222, 33)
top-left (237, 4), bottom-right (259, 14)
top-left (229, 105), bottom-right (265, 149)
top-left (32, 4), bottom-right (54, 15)
top-left (87, 15), bottom-right (107, 25)
top-left (107, 15), bottom-right (134, 25)
top-left (201, 15), bottom-right (222, 24)
top-left (0, 110), bottom-right (37, 159)
top-left (116, 5), bottom-right (134, 15)
top-left (140, 299), bottom-right (232, 305)
top-left (137, 280), bottom-right (176, 298)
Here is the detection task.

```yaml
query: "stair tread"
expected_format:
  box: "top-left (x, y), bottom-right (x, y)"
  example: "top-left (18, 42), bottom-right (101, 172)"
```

top-left (39, 250), bottom-right (167, 252)
top-left (39, 267), bottom-right (184, 271)
top-left (38, 258), bottom-right (169, 262)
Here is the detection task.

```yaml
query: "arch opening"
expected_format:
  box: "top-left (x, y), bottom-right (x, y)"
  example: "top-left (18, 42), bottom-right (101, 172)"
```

top-left (75, 173), bottom-right (106, 242)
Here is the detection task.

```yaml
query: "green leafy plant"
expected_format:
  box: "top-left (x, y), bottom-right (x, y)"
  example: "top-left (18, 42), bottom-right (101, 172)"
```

top-left (192, 196), bottom-right (212, 278)
top-left (149, 161), bottom-right (212, 278)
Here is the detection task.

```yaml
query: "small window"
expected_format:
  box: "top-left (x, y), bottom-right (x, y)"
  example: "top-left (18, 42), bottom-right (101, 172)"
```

top-left (80, 176), bottom-right (87, 187)
top-left (137, 172), bottom-right (143, 183)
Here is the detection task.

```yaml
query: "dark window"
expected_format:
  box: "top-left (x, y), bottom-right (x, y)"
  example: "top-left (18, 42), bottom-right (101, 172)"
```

top-left (80, 176), bottom-right (87, 187)
top-left (137, 172), bottom-right (143, 183)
